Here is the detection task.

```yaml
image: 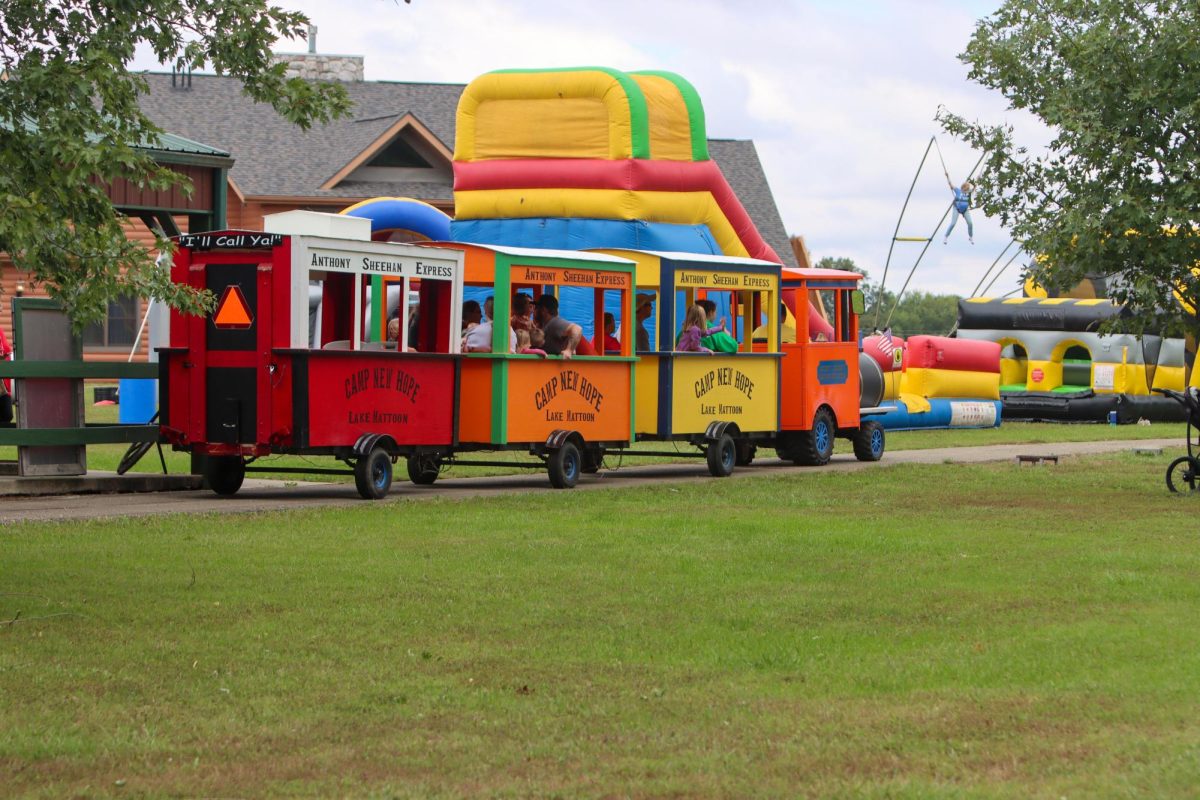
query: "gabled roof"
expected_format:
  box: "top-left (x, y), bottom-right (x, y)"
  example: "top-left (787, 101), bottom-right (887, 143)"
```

top-left (139, 73), bottom-right (460, 199)
top-left (137, 72), bottom-right (797, 268)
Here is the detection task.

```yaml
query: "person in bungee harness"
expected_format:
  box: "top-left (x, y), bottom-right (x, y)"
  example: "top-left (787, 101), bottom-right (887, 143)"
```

top-left (942, 177), bottom-right (974, 245)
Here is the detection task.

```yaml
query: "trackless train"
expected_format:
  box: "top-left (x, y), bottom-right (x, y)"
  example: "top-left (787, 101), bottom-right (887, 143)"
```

top-left (159, 212), bottom-right (881, 498)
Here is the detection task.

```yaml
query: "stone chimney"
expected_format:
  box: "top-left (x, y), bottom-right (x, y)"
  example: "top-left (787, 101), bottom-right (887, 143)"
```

top-left (274, 25), bottom-right (364, 82)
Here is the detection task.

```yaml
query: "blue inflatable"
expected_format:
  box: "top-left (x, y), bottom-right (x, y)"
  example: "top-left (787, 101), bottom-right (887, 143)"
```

top-left (450, 217), bottom-right (722, 255)
top-left (872, 398), bottom-right (1003, 431)
top-left (341, 197), bottom-right (452, 241)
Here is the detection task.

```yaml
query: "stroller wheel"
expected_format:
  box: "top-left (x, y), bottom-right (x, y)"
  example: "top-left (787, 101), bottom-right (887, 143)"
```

top-left (1165, 455), bottom-right (1200, 493)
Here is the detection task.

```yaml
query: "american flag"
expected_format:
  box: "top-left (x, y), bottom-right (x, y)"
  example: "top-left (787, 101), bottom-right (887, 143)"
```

top-left (877, 327), bottom-right (896, 358)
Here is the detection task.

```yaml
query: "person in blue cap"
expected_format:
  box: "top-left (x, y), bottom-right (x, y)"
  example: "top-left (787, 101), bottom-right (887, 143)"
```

top-left (943, 178), bottom-right (974, 245)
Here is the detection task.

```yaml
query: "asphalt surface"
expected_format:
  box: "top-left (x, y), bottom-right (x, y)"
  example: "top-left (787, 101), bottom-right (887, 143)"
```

top-left (0, 437), bottom-right (1180, 525)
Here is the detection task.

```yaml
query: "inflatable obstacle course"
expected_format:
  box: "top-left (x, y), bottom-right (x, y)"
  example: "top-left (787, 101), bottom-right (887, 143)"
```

top-left (956, 297), bottom-right (1191, 422)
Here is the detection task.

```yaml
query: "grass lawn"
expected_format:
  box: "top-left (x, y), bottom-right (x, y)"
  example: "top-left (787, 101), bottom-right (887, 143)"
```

top-left (3, 452), bottom-right (1199, 797)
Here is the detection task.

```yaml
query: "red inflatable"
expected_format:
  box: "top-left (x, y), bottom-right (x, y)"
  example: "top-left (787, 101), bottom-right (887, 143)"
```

top-left (904, 335), bottom-right (1001, 373)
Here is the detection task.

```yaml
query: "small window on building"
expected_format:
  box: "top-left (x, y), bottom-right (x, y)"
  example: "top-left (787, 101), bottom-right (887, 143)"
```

top-left (369, 136), bottom-right (431, 168)
top-left (83, 296), bottom-right (139, 348)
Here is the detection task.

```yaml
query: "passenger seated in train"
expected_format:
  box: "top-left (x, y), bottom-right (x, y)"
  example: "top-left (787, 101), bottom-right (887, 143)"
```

top-left (635, 293), bottom-right (655, 351)
top-left (676, 304), bottom-right (714, 354)
top-left (594, 312), bottom-right (621, 355)
top-left (511, 293), bottom-right (532, 332)
top-left (695, 298), bottom-right (738, 353)
top-left (533, 294), bottom-right (583, 359)
top-left (752, 302), bottom-right (796, 344)
top-left (463, 300), bottom-right (517, 353)
top-left (462, 300), bottom-right (482, 336)
top-left (515, 328), bottom-right (547, 357)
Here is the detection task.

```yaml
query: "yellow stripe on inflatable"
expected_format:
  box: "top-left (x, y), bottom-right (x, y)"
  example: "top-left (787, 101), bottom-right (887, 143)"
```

top-left (629, 73), bottom-right (693, 161)
top-left (1152, 365), bottom-right (1186, 393)
top-left (1025, 360), bottom-right (1062, 391)
top-left (455, 188), bottom-right (752, 257)
top-left (999, 357), bottom-right (1025, 387)
top-left (455, 70), bottom-right (642, 162)
top-left (901, 368), bottom-right (1001, 400)
top-left (898, 392), bottom-right (932, 414)
top-left (882, 372), bottom-right (902, 401)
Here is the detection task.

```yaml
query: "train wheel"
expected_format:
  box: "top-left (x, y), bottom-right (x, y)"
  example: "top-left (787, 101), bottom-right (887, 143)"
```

top-left (852, 421), bottom-right (886, 462)
top-left (706, 433), bottom-right (736, 477)
top-left (355, 447), bottom-right (393, 500)
top-left (206, 456), bottom-right (246, 497)
top-left (1165, 455), bottom-right (1200, 493)
top-left (794, 409), bottom-right (836, 466)
top-left (406, 453), bottom-right (441, 485)
top-left (735, 441), bottom-right (757, 466)
top-left (548, 441), bottom-right (581, 489)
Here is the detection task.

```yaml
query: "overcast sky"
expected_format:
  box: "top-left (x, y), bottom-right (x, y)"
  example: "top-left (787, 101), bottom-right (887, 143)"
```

top-left (134, 0), bottom-right (1050, 298)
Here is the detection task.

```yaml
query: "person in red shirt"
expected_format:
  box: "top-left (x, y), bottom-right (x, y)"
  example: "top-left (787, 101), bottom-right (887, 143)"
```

top-left (593, 312), bottom-right (622, 355)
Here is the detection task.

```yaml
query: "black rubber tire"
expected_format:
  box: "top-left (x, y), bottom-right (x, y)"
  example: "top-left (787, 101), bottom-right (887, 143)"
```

top-left (794, 408), bottom-right (836, 466)
top-left (354, 447), bottom-right (393, 500)
top-left (852, 420), bottom-right (886, 462)
top-left (582, 447), bottom-right (605, 474)
top-left (548, 441), bottom-right (581, 489)
top-left (0, 392), bottom-right (12, 425)
top-left (735, 441), bottom-right (757, 467)
top-left (406, 453), bottom-right (440, 485)
top-left (706, 432), bottom-right (736, 477)
top-left (205, 455), bottom-right (246, 497)
top-left (1166, 455), bottom-right (1200, 493)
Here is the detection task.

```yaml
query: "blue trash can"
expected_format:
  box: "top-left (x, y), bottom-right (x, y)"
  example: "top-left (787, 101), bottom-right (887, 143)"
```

top-left (118, 378), bottom-right (158, 424)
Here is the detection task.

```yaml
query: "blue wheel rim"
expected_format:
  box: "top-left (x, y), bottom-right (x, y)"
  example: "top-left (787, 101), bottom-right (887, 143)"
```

top-left (722, 441), bottom-right (734, 470)
top-left (870, 428), bottom-right (883, 457)
top-left (372, 459), bottom-right (389, 489)
top-left (815, 421), bottom-right (830, 454)
top-left (565, 451), bottom-right (579, 481)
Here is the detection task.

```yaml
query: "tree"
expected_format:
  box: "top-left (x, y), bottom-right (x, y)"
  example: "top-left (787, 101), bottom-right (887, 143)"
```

top-left (939, 0), bottom-right (1200, 336)
top-left (0, 1), bottom-right (353, 327)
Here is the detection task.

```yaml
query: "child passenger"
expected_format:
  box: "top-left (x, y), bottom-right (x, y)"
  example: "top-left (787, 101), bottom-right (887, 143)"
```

top-left (676, 304), bottom-right (713, 353)
top-left (515, 328), bottom-right (547, 357)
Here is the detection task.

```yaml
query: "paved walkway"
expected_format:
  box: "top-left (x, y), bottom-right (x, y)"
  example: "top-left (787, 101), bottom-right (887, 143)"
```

top-left (0, 438), bottom-right (1180, 525)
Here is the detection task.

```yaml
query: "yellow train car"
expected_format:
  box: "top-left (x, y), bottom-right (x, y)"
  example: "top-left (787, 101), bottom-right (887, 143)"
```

top-left (595, 249), bottom-right (782, 475)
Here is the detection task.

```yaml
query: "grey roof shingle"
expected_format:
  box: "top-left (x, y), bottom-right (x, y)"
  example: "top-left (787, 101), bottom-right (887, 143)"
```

top-left (707, 139), bottom-right (798, 269)
top-left (138, 73), bottom-right (795, 267)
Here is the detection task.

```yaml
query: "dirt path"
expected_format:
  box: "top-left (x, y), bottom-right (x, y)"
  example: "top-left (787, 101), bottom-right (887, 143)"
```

top-left (0, 438), bottom-right (1180, 525)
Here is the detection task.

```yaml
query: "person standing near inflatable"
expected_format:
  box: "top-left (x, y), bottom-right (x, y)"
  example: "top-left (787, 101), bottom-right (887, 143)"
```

top-left (943, 177), bottom-right (974, 245)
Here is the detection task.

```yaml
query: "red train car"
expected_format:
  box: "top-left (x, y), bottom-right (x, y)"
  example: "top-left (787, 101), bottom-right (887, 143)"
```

top-left (159, 213), bottom-right (465, 498)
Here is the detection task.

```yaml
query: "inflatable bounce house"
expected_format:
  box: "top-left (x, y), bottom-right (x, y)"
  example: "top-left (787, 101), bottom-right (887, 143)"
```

top-left (858, 333), bottom-right (1003, 430)
top-left (956, 295), bottom-right (1192, 422)
top-left (442, 66), bottom-right (835, 342)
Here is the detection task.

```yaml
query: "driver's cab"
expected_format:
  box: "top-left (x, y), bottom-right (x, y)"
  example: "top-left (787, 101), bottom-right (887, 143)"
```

top-left (777, 266), bottom-right (865, 432)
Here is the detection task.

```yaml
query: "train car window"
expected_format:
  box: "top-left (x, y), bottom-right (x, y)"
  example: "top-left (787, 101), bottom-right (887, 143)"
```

top-left (838, 289), bottom-right (853, 343)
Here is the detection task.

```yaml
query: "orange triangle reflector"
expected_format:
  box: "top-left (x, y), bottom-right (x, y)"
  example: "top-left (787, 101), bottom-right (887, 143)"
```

top-left (214, 285), bottom-right (253, 329)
